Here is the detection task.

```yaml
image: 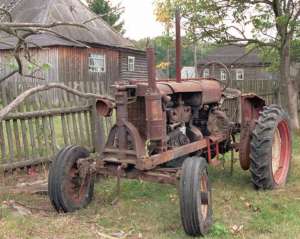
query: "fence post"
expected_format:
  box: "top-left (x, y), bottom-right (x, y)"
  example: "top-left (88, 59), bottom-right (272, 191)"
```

top-left (90, 99), bottom-right (105, 154)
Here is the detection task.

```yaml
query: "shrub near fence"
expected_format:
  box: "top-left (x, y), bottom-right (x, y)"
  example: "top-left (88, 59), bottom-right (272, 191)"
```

top-left (0, 78), bottom-right (279, 170)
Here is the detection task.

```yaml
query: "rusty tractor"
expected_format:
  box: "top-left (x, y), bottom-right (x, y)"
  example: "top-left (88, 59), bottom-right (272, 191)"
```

top-left (48, 13), bottom-right (292, 237)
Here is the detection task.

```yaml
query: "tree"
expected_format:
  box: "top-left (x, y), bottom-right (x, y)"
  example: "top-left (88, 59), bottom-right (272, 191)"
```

top-left (134, 36), bottom-right (213, 78)
top-left (88, 0), bottom-right (125, 34)
top-left (155, 0), bottom-right (300, 129)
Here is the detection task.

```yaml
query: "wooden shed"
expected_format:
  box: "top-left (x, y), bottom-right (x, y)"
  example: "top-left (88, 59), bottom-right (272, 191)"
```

top-left (0, 0), bottom-right (147, 99)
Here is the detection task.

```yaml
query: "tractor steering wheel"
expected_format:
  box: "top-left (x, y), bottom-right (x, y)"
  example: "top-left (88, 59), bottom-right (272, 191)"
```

top-left (202, 61), bottom-right (231, 91)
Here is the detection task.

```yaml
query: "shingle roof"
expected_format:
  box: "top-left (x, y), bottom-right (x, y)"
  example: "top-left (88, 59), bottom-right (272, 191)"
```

top-left (198, 45), bottom-right (268, 66)
top-left (0, 0), bottom-right (136, 50)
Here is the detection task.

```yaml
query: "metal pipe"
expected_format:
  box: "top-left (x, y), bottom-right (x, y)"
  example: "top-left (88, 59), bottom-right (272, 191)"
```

top-left (175, 9), bottom-right (181, 83)
top-left (146, 47), bottom-right (157, 92)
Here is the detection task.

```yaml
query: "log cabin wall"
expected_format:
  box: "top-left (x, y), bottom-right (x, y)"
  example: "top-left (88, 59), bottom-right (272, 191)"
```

top-left (120, 51), bottom-right (148, 81)
top-left (0, 47), bottom-right (60, 106)
top-left (57, 46), bottom-right (120, 96)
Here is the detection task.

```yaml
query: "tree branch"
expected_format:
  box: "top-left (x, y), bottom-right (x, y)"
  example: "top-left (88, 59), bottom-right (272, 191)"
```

top-left (0, 8), bottom-right (12, 22)
top-left (0, 83), bottom-right (115, 120)
top-left (0, 70), bottom-right (18, 83)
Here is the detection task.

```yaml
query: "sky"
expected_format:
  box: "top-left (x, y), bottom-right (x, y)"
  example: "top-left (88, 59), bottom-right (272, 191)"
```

top-left (113, 0), bottom-right (164, 40)
top-left (97, 0), bottom-right (165, 40)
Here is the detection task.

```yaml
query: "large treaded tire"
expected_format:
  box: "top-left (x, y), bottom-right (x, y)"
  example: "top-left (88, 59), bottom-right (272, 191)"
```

top-left (250, 105), bottom-right (292, 190)
top-left (48, 145), bottom-right (94, 212)
top-left (180, 157), bottom-right (213, 237)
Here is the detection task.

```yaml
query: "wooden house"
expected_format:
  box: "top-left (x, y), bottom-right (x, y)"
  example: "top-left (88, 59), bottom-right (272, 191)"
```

top-left (197, 45), bottom-right (278, 82)
top-left (0, 0), bottom-right (147, 102)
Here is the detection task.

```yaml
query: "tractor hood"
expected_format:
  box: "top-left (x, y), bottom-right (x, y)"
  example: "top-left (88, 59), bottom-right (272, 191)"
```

top-left (135, 78), bottom-right (222, 104)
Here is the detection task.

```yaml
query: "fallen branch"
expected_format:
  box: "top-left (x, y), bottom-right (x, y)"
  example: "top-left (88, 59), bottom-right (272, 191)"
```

top-left (0, 83), bottom-right (115, 121)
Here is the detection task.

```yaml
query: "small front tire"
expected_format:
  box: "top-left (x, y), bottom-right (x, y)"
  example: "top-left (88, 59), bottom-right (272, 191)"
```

top-left (179, 157), bottom-right (213, 236)
top-left (48, 145), bottom-right (94, 212)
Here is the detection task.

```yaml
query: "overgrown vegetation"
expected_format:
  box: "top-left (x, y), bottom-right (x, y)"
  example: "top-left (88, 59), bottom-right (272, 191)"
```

top-left (0, 134), bottom-right (300, 239)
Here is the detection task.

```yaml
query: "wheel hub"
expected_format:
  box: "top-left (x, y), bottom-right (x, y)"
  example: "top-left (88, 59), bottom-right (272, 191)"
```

top-left (199, 174), bottom-right (209, 220)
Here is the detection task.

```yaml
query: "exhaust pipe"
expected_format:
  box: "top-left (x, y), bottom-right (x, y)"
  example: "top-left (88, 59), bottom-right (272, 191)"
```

top-left (175, 9), bottom-right (181, 83)
top-left (146, 47), bottom-right (157, 92)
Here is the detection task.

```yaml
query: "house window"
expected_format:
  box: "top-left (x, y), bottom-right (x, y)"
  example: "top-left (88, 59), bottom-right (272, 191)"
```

top-left (128, 56), bottom-right (135, 72)
top-left (220, 69), bottom-right (227, 81)
top-left (203, 68), bottom-right (210, 77)
top-left (89, 54), bottom-right (106, 73)
top-left (236, 69), bottom-right (244, 81)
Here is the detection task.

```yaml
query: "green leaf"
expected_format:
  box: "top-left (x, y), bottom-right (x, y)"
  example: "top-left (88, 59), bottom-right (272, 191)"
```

top-left (41, 63), bottom-right (51, 71)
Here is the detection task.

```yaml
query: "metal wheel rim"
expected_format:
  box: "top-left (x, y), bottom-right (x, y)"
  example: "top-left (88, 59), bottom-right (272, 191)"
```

top-left (272, 120), bottom-right (291, 185)
top-left (199, 173), bottom-right (209, 220)
top-left (64, 163), bottom-right (90, 204)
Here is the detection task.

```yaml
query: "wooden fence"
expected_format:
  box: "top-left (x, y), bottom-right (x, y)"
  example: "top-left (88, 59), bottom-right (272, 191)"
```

top-left (0, 78), bottom-right (279, 170)
top-left (0, 78), bottom-right (113, 171)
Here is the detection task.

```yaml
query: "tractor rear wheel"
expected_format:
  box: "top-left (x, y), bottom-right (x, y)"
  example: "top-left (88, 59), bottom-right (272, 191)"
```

top-left (48, 145), bottom-right (94, 212)
top-left (179, 157), bottom-right (213, 236)
top-left (250, 105), bottom-right (292, 189)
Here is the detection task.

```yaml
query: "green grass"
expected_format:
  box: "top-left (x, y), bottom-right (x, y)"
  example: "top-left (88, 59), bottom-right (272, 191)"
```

top-left (0, 134), bottom-right (300, 238)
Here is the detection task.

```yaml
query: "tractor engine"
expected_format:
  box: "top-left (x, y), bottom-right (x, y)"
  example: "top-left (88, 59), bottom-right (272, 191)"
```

top-left (165, 92), bottom-right (231, 150)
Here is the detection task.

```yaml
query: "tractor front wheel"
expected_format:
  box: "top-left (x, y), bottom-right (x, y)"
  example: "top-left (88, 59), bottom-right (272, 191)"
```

top-left (179, 157), bottom-right (213, 236)
top-left (250, 105), bottom-right (292, 189)
top-left (48, 145), bottom-right (94, 212)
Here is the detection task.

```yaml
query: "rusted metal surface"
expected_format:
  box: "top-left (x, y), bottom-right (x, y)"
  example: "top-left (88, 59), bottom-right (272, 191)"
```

top-left (146, 48), bottom-right (157, 92)
top-left (95, 99), bottom-right (115, 117)
top-left (97, 163), bottom-right (179, 185)
top-left (239, 94), bottom-right (265, 170)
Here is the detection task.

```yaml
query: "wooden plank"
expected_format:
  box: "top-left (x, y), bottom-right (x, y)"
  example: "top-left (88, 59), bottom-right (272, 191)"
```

top-left (13, 119), bottom-right (22, 160)
top-left (1, 83), bottom-right (8, 106)
top-left (61, 114), bottom-right (69, 146)
top-left (20, 119), bottom-right (30, 161)
top-left (77, 112), bottom-right (86, 145)
top-left (5, 120), bottom-right (14, 162)
top-left (66, 113), bottom-right (74, 144)
top-left (35, 118), bottom-right (43, 157)
top-left (90, 99), bottom-right (104, 153)
top-left (24, 90), bottom-right (37, 160)
top-left (0, 121), bottom-right (7, 163)
top-left (84, 111), bottom-right (91, 147)
top-left (49, 116), bottom-right (57, 154)
top-left (41, 116), bottom-right (50, 156)
top-left (27, 115), bottom-right (37, 159)
top-left (71, 113), bottom-right (79, 144)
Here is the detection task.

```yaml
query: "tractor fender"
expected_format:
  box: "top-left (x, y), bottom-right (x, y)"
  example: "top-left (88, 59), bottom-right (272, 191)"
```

top-left (239, 94), bottom-right (265, 170)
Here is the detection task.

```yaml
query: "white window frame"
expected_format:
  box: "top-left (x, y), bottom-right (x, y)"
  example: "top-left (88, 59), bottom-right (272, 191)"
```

top-left (236, 68), bottom-right (244, 81)
top-left (220, 69), bottom-right (227, 81)
top-left (89, 54), bottom-right (106, 73)
top-left (203, 68), bottom-right (210, 78)
top-left (128, 56), bottom-right (135, 72)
